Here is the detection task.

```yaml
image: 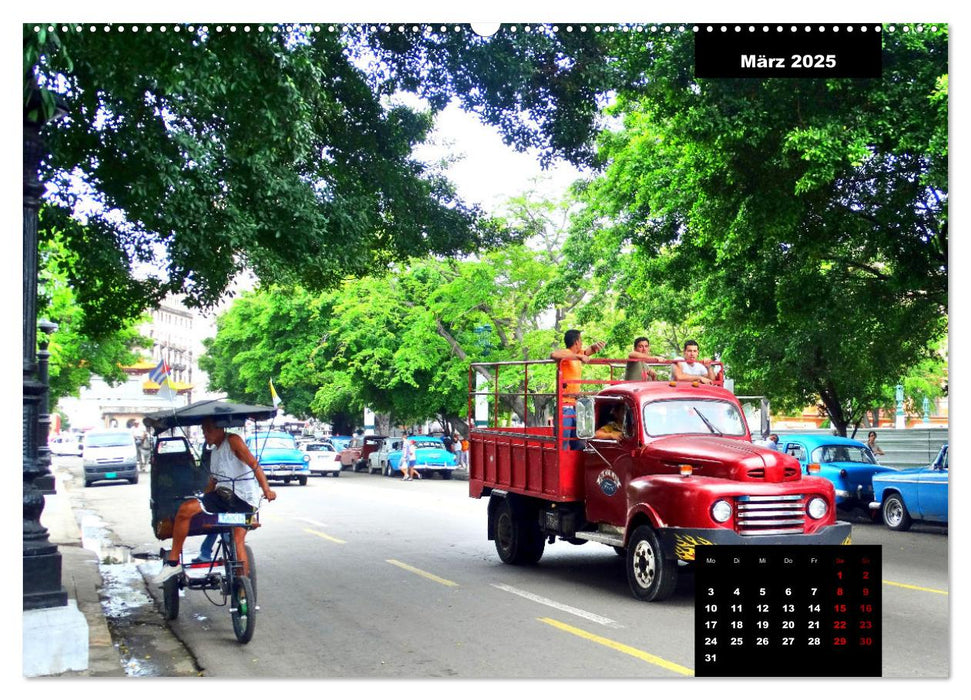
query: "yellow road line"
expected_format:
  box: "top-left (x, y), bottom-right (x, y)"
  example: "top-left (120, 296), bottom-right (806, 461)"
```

top-left (884, 579), bottom-right (948, 595)
top-left (539, 617), bottom-right (693, 677)
top-left (386, 559), bottom-right (459, 587)
top-left (304, 528), bottom-right (346, 544)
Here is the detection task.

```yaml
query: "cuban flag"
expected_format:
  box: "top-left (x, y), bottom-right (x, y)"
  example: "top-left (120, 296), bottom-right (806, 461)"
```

top-left (149, 359), bottom-right (170, 384)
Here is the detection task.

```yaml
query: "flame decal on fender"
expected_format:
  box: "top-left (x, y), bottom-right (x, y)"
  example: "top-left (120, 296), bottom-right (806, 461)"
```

top-left (673, 533), bottom-right (715, 561)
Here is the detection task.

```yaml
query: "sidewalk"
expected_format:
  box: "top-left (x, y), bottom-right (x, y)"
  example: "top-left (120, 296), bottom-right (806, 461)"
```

top-left (35, 468), bottom-right (126, 677)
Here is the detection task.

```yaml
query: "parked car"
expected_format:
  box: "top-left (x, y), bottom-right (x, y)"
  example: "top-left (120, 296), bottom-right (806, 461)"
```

top-left (871, 443), bottom-right (948, 531)
top-left (302, 441), bottom-right (341, 477)
top-left (50, 432), bottom-right (83, 457)
top-left (384, 435), bottom-right (458, 479)
top-left (368, 437), bottom-right (403, 475)
top-left (245, 431), bottom-right (311, 486)
top-left (338, 436), bottom-right (365, 471)
top-left (337, 435), bottom-right (388, 472)
top-left (81, 429), bottom-right (139, 486)
top-left (327, 435), bottom-right (353, 453)
top-left (778, 434), bottom-right (895, 509)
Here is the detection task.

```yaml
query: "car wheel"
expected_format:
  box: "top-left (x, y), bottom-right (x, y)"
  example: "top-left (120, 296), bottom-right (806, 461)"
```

top-left (442, 470), bottom-right (453, 480)
top-left (333, 471), bottom-right (340, 477)
top-left (626, 524), bottom-right (677, 602)
top-left (298, 476), bottom-right (308, 486)
top-left (882, 492), bottom-right (913, 531)
top-left (129, 473), bottom-right (139, 485)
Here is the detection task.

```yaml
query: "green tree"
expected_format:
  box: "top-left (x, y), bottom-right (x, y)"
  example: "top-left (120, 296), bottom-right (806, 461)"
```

top-left (26, 24), bottom-right (508, 335)
top-left (38, 223), bottom-right (149, 404)
top-left (555, 28), bottom-right (947, 435)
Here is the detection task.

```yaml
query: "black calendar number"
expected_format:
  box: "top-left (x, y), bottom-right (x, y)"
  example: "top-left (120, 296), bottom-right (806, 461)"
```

top-left (694, 545), bottom-right (881, 677)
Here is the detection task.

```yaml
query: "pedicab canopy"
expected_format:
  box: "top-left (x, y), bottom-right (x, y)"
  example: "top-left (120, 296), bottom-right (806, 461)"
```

top-left (143, 399), bottom-right (278, 435)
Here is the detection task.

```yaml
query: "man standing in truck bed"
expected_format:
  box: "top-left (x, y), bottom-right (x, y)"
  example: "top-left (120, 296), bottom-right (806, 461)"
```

top-left (672, 339), bottom-right (717, 385)
top-left (550, 329), bottom-right (605, 449)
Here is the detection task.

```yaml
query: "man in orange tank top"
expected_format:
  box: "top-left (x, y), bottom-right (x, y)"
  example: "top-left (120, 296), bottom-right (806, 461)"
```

top-left (550, 329), bottom-right (605, 449)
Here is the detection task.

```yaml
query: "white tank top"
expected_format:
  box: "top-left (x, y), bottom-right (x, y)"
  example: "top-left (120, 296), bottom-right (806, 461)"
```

top-left (209, 436), bottom-right (260, 507)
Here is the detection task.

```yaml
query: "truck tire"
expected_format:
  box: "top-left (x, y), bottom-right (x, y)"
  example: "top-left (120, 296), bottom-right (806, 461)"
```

top-left (494, 499), bottom-right (545, 565)
top-left (626, 525), bottom-right (677, 602)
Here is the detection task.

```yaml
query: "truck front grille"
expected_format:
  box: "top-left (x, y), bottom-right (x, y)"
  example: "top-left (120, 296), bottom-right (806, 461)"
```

top-left (736, 494), bottom-right (806, 535)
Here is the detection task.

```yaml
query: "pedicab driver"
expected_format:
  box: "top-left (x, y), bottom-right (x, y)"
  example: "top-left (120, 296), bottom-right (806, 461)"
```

top-left (154, 417), bottom-right (276, 584)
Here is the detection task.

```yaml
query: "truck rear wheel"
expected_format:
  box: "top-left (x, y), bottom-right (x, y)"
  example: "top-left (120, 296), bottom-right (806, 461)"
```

top-left (494, 499), bottom-right (545, 565)
top-left (626, 525), bottom-right (677, 602)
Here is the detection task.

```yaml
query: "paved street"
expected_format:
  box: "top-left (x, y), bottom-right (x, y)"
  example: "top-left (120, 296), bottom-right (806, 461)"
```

top-left (54, 455), bottom-right (949, 679)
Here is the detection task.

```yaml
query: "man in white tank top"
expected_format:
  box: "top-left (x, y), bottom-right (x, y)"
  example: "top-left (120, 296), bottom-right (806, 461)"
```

top-left (672, 339), bottom-right (717, 385)
top-left (154, 418), bottom-right (276, 584)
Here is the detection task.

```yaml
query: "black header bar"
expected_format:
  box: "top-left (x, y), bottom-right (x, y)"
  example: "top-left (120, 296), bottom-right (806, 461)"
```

top-left (695, 24), bottom-right (882, 79)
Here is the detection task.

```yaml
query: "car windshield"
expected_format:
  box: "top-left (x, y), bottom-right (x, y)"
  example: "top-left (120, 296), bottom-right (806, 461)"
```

top-left (249, 437), bottom-right (295, 450)
top-left (84, 432), bottom-right (133, 447)
top-left (643, 399), bottom-right (746, 437)
top-left (811, 445), bottom-right (876, 464)
top-left (305, 443), bottom-right (334, 452)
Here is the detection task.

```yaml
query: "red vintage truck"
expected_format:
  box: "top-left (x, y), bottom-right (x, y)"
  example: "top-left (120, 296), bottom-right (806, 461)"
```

top-left (467, 359), bottom-right (851, 601)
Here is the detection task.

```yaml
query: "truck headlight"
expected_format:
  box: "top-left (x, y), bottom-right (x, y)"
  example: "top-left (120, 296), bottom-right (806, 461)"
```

top-left (711, 500), bottom-right (733, 523)
top-left (807, 497), bottom-right (828, 520)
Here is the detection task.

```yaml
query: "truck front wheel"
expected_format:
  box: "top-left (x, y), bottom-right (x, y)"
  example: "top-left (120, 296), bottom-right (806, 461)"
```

top-left (626, 525), bottom-right (677, 602)
top-left (494, 499), bottom-right (544, 565)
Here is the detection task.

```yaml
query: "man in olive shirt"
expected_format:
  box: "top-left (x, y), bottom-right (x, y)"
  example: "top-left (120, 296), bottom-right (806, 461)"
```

top-left (624, 337), bottom-right (665, 381)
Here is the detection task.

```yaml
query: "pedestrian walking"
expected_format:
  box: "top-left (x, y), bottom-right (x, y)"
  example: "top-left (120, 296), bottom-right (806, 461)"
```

top-left (399, 436), bottom-right (421, 480)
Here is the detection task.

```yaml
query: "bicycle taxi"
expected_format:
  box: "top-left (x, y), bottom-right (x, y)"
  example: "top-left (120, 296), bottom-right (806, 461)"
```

top-left (143, 399), bottom-right (277, 644)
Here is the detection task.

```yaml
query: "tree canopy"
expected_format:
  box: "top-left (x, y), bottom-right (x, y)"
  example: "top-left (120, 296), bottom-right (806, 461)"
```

top-left (26, 24), bottom-right (511, 335)
top-left (28, 24), bottom-right (947, 435)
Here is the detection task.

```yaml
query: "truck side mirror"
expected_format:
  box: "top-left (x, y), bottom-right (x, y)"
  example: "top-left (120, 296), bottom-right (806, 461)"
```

top-left (576, 397), bottom-right (596, 439)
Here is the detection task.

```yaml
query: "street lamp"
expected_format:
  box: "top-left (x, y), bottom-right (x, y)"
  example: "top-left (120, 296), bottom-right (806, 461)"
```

top-left (23, 83), bottom-right (69, 611)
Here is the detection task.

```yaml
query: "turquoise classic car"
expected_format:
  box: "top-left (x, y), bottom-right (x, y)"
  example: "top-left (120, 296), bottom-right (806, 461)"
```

top-left (778, 434), bottom-right (895, 509)
top-left (245, 431), bottom-right (311, 486)
top-left (385, 435), bottom-right (458, 479)
top-left (870, 443), bottom-right (948, 531)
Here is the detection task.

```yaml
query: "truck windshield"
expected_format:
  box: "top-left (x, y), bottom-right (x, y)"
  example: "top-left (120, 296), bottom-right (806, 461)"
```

top-left (643, 399), bottom-right (746, 437)
top-left (84, 432), bottom-right (133, 448)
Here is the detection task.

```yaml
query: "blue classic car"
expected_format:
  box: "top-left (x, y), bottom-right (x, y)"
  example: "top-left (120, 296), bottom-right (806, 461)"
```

top-left (870, 443), bottom-right (948, 531)
top-left (384, 436), bottom-right (458, 479)
top-left (778, 434), bottom-right (895, 508)
top-left (245, 431), bottom-right (311, 486)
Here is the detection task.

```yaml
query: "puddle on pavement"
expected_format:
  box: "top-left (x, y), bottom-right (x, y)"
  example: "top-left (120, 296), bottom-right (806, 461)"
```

top-left (79, 511), bottom-right (164, 677)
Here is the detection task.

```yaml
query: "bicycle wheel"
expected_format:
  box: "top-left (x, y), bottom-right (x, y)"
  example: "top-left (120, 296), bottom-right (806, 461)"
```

top-left (245, 544), bottom-right (257, 601)
top-left (230, 575), bottom-right (257, 643)
top-left (162, 577), bottom-right (180, 620)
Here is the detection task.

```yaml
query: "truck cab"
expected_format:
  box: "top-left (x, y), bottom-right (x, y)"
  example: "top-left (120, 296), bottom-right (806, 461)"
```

top-left (468, 359), bottom-right (850, 601)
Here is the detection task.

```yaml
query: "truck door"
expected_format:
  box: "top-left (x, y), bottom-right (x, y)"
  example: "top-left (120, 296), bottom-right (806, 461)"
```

top-left (584, 399), bottom-right (637, 527)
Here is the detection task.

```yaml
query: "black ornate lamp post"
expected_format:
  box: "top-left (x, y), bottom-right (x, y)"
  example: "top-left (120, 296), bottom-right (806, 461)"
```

top-left (23, 86), bottom-right (67, 611)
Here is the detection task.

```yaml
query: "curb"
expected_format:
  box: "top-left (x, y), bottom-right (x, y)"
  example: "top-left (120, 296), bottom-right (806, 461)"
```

top-left (40, 465), bottom-right (126, 677)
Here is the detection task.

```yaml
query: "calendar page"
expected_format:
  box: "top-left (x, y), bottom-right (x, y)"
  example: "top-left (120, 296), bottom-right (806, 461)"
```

top-left (695, 545), bottom-right (882, 677)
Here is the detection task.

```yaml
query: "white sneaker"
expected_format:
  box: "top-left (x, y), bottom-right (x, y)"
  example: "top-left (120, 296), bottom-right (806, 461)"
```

top-left (153, 562), bottom-right (183, 584)
top-left (402, 476), bottom-right (412, 481)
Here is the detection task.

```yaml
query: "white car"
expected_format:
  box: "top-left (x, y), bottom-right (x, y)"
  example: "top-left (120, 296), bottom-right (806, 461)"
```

top-left (49, 432), bottom-right (83, 457)
top-left (368, 437), bottom-right (403, 475)
top-left (302, 441), bottom-right (341, 477)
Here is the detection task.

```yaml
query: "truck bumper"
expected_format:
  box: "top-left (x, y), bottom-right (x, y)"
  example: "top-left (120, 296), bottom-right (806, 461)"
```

top-left (659, 522), bottom-right (853, 562)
